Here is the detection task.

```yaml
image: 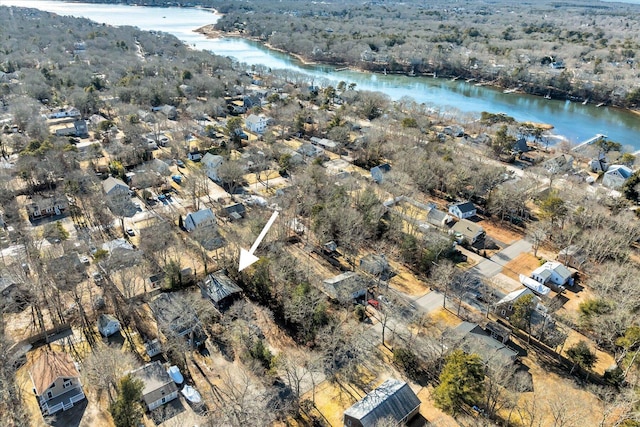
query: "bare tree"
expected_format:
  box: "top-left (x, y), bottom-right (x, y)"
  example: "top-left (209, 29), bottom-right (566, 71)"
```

top-left (81, 344), bottom-right (138, 402)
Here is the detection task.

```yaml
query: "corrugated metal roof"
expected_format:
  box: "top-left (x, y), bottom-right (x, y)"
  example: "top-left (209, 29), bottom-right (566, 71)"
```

top-left (343, 379), bottom-right (420, 426)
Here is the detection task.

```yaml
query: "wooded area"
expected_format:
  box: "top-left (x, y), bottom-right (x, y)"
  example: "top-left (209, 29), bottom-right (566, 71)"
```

top-left (2, 3), bottom-right (640, 427)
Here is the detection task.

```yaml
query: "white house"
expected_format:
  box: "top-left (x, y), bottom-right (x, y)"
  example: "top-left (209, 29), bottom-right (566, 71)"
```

top-left (201, 153), bottom-right (224, 182)
top-left (29, 351), bottom-right (85, 415)
top-left (130, 361), bottom-right (178, 411)
top-left (602, 164), bottom-right (633, 189)
top-left (184, 208), bottom-right (216, 232)
top-left (98, 313), bottom-right (121, 337)
top-left (46, 106), bottom-right (81, 120)
top-left (245, 114), bottom-right (269, 133)
top-left (448, 201), bottom-right (477, 219)
top-left (531, 261), bottom-right (573, 287)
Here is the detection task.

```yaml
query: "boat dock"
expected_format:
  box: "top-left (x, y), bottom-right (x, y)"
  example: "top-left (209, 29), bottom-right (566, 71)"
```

top-left (572, 134), bottom-right (607, 151)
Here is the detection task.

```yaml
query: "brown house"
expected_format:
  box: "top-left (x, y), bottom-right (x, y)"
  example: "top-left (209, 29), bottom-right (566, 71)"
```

top-left (28, 351), bottom-right (85, 416)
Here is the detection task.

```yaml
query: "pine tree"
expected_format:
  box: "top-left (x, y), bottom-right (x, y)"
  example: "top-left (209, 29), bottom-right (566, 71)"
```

top-left (433, 349), bottom-right (485, 415)
top-left (110, 374), bottom-right (144, 427)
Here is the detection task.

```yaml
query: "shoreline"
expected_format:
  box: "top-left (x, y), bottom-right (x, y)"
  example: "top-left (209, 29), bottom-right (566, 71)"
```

top-left (195, 25), bottom-right (321, 67)
top-left (196, 26), bottom-right (640, 117)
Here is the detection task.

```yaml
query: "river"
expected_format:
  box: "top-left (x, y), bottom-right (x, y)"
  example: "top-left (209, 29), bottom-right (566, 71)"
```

top-left (2, 0), bottom-right (640, 150)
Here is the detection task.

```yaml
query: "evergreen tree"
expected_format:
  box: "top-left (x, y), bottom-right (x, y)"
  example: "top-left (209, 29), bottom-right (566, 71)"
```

top-left (433, 349), bottom-right (485, 415)
top-left (109, 374), bottom-right (144, 427)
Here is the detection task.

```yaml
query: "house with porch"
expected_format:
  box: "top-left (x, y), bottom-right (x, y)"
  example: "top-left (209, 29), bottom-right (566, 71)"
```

top-left (26, 195), bottom-right (68, 221)
top-left (102, 176), bottom-right (133, 215)
top-left (201, 153), bottom-right (224, 182)
top-left (245, 114), bottom-right (270, 133)
top-left (29, 351), bottom-right (85, 416)
top-left (98, 313), bottom-right (121, 337)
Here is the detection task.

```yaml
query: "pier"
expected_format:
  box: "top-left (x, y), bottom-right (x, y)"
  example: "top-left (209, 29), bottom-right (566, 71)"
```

top-left (572, 134), bottom-right (607, 151)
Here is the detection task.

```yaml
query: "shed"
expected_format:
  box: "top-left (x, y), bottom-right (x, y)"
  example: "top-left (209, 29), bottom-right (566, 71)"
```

top-left (222, 203), bottom-right (246, 221)
top-left (370, 163), bottom-right (391, 184)
top-left (359, 254), bottom-right (390, 278)
top-left (343, 378), bottom-right (420, 427)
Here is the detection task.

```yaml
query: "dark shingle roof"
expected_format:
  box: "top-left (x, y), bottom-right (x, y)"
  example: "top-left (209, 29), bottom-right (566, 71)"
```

top-left (202, 270), bottom-right (242, 304)
top-left (343, 379), bottom-right (420, 426)
top-left (452, 201), bottom-right (476, 214)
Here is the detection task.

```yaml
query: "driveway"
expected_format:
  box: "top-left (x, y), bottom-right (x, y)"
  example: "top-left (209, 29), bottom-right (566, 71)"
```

top-left (490, 239), bottom-right (532, 266)
top-left (471, 239), bottom-right (532, 278)
top-left (413, 291), bottom-right (445, 313)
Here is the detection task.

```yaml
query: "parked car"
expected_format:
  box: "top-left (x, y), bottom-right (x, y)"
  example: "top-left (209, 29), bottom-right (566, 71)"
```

top-left (176, 159), bottom-right (185, 168)
top-left (126, 228), bottom-right (135, 236)
top-left (378, 295), bottom-right (391, 305)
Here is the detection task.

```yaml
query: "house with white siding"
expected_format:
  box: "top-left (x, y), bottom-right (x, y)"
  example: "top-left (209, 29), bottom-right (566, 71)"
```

top-left (130, 361), bottom-right (178, 411)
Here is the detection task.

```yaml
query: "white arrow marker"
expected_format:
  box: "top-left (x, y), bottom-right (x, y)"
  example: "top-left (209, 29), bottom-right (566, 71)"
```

top-left (238, 210), bottom-right (279, 272)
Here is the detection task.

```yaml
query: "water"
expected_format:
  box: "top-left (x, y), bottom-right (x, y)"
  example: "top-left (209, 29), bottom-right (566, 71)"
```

top-left (2, 0), bottom-right (640, 149)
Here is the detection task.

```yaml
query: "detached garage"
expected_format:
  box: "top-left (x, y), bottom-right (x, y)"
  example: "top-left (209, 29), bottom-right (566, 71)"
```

top-left (343, 378), bottom-right (420, 427)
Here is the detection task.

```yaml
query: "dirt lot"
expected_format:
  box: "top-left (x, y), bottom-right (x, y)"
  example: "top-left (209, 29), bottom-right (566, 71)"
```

top-left (479, 218), bottom-right (523, 246)
top-left (502, 252), bottom-right (542, 282)
top-left (561, 329), bottom-right (615, 376)
top-left (387, 259), bottom-right (430, 297)
top-left (306, 380), bottom-right (359, 427)
top-left (554, 283), bottom-right (595, 322)
top-left (512, 350), bottom-right (606, 427)
top-left (416, 386), bottom-right (460, 427)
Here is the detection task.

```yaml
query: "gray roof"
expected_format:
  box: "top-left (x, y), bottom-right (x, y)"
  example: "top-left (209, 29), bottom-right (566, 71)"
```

top-left (427, 208), bottom-right (448, 224)
top-left (223, 203), bottom-right (246, 217)
top-left (360, 254), bottom-right (389, 276)
top-left (98, 313), bottom-right (119, 330)
top-left (343, 379), bottom-right (420, 426)
top-left (451, 219), bottom-right (484, 240)
top-left (131, 361), bottom-right (177, 407)
top-left (185, 208), bottom-right (215, 227)
top-left (322, 272), bottom-right (367, 301)
top-left (497, 288), bottom-right (535, 305)
top-left (453, 322), bottom-right (519, 361)
top-left (202, 270), bottom-right (242, 304)
top-left (102, 176), bottom-right (129, 195)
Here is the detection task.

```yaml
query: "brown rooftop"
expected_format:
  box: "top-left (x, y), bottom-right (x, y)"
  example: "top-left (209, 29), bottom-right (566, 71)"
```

top-left (30, 351), bottom-right (79, 395)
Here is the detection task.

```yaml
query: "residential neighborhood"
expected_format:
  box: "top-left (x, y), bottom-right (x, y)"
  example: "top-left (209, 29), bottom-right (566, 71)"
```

top-left (1, 3), bottom-right (640, 427)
